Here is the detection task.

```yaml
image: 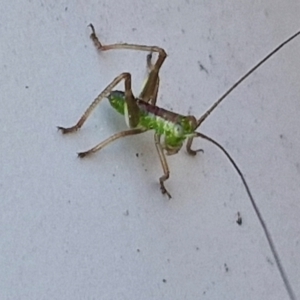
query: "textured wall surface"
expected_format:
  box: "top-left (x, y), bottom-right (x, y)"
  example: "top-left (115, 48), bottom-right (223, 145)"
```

top-left (0, 1), bottom-right (299, 299)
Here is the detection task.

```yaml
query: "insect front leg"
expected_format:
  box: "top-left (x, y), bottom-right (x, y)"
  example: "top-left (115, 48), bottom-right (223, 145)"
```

top-left (154, 134), bottom-right (171, 199)
top-left (186, 137), bottom-right (203, 156)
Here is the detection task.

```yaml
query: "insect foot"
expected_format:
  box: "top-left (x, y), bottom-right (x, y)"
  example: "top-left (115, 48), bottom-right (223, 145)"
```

top-left (57, 126), bottom-right (79, 134)
top-left (160, 182), bottom-right (172, 199)
top-left (187, 148), bottom-right (204, 156)
top-left (77, 151), bottom-right (89, 158)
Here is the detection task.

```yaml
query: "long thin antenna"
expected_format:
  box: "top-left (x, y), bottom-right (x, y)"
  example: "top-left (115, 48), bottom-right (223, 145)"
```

top-left (196, 30), bottom-right (300, 128)
top-left (196, 132), bottom-right (296, 300)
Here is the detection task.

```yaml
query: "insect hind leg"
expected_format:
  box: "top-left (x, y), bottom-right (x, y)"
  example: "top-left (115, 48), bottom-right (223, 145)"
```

top-left (89, 24), bottom-right (166, 104)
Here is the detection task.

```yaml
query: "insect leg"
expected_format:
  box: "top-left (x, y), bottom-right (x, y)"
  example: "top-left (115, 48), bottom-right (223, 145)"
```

top-left (186, 138), bottom-right (204, 156)
top-left (154, 133), bottom-right (171, 199)
top-left (146, 53), bottom-right (153, 71)
top-left (57, 72), bottom-right (139, 133)
top-left (89, 24), bottom-right (165, 103)
top-left (145, 53), bottom-right (160, 105)
top-left (149, 77), bottom-right (160, 106)
top-left (78, 128), bottom-right (146, 158)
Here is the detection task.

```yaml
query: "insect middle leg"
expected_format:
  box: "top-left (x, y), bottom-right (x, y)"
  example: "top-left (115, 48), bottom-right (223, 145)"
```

top-left (78, 128), bottom-right (146, 158)
top-left (145, 61), bottom-right (170, 198)
top-left (154, 134), bottom-right (171, 199)
top-left (144, 61), bottom-right (170, 197)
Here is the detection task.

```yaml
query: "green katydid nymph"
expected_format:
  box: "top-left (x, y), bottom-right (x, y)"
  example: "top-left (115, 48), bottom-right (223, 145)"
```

top-left (58, 24), bottom-right (299, 300)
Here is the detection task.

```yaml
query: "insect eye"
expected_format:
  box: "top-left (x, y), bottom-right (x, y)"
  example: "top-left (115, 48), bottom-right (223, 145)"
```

top-left (174, 124), bottom-right (183, 136)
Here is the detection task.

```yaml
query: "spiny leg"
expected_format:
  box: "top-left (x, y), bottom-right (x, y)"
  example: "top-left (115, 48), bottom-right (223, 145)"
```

top-left (89, 24), bottom-right (166, 104)
top-left (58, 72), bottom-right (139, 133)
top-left (78, 128), bottom-right (146, 158)
top-left (154, 134), bottom-right (171, 199)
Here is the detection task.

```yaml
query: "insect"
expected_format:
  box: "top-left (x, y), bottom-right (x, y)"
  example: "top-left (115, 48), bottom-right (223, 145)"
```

top-left (58, 24), bottom-right (299, 300)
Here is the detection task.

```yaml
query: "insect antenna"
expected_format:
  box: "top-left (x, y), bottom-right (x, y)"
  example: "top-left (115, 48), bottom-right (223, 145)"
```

top-left (196, 132), bottom-right (296, 300)
top-left (196, 30), bottom-right (300, 128)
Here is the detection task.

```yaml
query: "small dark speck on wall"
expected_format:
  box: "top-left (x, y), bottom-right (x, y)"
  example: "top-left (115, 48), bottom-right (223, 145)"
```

top-left (224, 263), bottom-right (229, 272)
top-left (198, 61), bottom-right (209, 74)
top-left (236, 212), bottom-right (242, 225)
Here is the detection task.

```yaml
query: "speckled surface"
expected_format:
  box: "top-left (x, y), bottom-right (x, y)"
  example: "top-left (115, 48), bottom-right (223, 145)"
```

top-left (0, 1), bottom-right (299, 299)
